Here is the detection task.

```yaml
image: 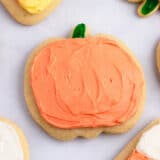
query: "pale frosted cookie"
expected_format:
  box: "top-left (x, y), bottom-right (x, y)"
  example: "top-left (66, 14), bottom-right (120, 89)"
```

top-left (24, 23), bottom-right (146, 141)
top-left (0, 0), bottom-right (61, 25)
top-left (128, 0), bottom-right (160, 17)
top-left (0, 117), bottom-right (29, 160)
top-left (115, 119), bottom-right (160, 160)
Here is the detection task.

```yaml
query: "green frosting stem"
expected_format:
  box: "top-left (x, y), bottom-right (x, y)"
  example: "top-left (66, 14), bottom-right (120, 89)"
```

top-left (140, 0), bottom-right (159, 16)
top-left (72, 23), bottom-right (86, 38)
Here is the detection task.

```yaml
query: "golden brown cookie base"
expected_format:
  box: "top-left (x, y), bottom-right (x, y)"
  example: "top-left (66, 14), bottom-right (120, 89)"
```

top-left (24, 35), bottom-right (146, 141)
top-left (156, 42), bottom-right (160, 72)
top-left (0, 0), bottom-right (61, 25)
top-left (128, 0), bottom-right (142, 2)
top-left (114, 119), bottom-right (160, 160)
top-left (0, 117), bottom-right (29, 160)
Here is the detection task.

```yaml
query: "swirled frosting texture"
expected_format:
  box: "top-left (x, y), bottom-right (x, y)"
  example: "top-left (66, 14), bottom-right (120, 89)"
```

top-left (18, 0), bottom-right (52, 14)
top-left (30, 37), bottom-right (144, 129)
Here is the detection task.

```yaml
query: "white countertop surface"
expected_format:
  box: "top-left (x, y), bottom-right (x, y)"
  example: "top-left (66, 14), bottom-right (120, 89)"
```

top-left (0, 0), bottom-right (160, 159)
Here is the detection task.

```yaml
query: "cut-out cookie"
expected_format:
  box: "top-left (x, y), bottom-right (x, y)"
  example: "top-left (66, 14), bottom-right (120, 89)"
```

top-left (0, 0), bottom-right (61, 25)
top-left (115, 119), bottom-right (160, 160)
top-left (128, 0), bottom-right (160, 17)
top-left (24, 23), bottom-right (146, 141)
top-left (156, 42), bottom-right (160, 72)
top-left (0, 117), bottom-right (29, 160)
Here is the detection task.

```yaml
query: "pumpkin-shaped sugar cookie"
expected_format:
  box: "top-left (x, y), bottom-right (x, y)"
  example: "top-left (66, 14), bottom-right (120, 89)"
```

top-left (0, 0), bottom-right (61, 25)
top-left (0, 117), bottom-right (29, 160)
top-left (24, 23), bottom-right (146, 141)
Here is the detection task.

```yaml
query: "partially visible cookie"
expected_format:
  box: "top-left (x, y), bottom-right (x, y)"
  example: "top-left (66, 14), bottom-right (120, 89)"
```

top-left (0, 0), bottom-right (61, 25)
top-left (156, 42), bottom-right (160, 72)
top-left (128, 0), bottom-right (160, 17)
top-left (114, 119), bottom-right (160, 160)
top-left (24, 23), bottom-right (146, 141)
top-left (0, 117), bottom-right (29, 160)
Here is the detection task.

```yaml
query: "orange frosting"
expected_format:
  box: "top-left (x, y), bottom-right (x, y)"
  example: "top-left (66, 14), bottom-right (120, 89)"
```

top-left (128, 150), bottom-right (150, 160)
top-left (30, 37), bottom-right (144, 129)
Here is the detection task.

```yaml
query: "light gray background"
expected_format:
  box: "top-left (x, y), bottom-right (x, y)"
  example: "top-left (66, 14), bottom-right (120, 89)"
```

top-left (0, 0), bottom-right (160, 159)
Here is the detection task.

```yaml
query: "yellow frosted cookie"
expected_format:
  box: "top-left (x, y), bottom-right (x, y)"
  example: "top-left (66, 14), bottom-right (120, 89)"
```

top-left (18, 0), bottom-right (53, 14)
top-left (24, 24), bottom-right (146, 141)
top-left (0, 0), bottom-right (61, 25)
